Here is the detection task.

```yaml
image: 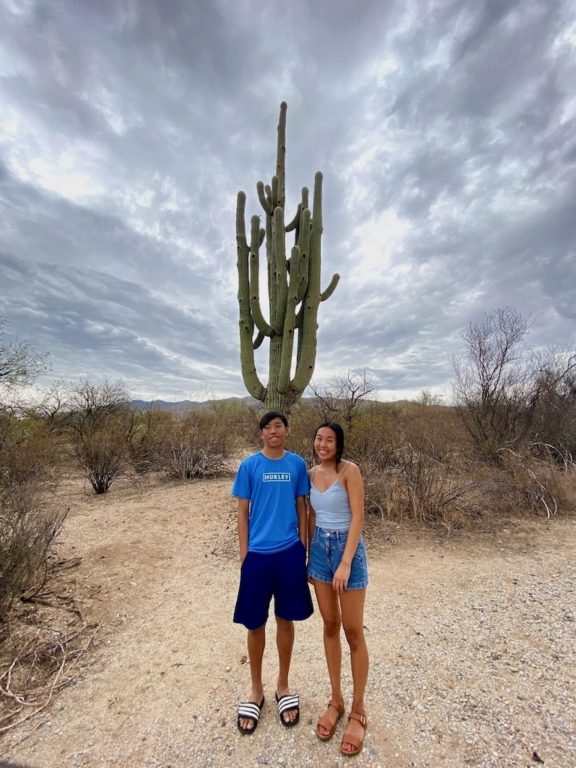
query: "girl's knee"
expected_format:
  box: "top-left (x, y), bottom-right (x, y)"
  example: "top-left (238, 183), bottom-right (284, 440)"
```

top-left (323, 617), bottom-right (341, 638)
top-left (343, 624), bottom-right (364, 650)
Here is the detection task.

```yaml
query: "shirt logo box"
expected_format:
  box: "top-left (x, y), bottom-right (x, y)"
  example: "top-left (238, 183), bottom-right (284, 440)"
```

top-left (262, 472), bottom-right (291, 482)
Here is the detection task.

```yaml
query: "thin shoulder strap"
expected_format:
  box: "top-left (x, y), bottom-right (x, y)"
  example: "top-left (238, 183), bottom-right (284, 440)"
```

top-left (337, 461), bottom-right (348, 480)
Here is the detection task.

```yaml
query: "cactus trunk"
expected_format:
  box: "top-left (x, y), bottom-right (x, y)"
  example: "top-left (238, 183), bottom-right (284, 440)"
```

top-left (235, 102), bottom-right (339, 414)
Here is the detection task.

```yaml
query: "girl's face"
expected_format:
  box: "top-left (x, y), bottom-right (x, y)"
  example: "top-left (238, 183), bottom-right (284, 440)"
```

top-left (314, 427), bottom-right (338, 462)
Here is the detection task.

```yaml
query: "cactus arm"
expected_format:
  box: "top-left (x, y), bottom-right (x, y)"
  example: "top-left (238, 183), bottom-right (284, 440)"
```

top-left (291, 172), bottom-right (324, 393)
top-left (271, 175), bottom-right (279, 208)
top-left (265, 210), bottom-right (274, 330)
top-left (285, 203), bottom-right (301, 233)
top-left (271, 207), bottom-right (287, 335)
top-left (248, 215), bottom-right (273, 336)
top-left (236, 192), bottom-right (266, 401)
top-left (321, 273), bottom-right (340, 301)
top-left (253, 330), bottom-right (265, 350)
top-left (257, 181), bottom-right (272, 216)
top-left (295, 207), bottom-right (311, 302)
top-left (236, 191), bottom-right (251, 339)
top-left (278, 245), bottom-right (302, 393)
top-left (276, 102), bottom-right (287, 209)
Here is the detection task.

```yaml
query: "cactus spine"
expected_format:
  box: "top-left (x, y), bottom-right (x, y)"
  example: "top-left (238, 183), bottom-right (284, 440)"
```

top-left (236, 102), bottom-right (339, 414)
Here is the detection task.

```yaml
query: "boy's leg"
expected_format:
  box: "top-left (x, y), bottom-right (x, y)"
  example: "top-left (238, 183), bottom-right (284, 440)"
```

top-left (234, 551), bottom-right (274, 730)
top-left (273, 542), bottom-right (313, 724)
top-left (239, 623), bottom-right (266, 732)
top-left (275, 615), bottom-right (294, 692)
top-left (275, 616), bottom-right (298, 724)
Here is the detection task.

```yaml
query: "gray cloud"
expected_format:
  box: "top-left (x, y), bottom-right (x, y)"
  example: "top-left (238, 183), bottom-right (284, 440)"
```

top-left (1, 0), bottom-right (575, 402)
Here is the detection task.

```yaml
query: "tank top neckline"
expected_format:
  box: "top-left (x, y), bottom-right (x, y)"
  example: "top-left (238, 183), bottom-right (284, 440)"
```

top-left (310, 464), bottom-right (346, 494)
top-left (310, 477), bottom-right (344, 495)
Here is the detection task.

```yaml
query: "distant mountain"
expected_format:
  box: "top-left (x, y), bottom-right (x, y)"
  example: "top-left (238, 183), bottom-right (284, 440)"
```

top-left (129, 396), bottom-right (258, 413)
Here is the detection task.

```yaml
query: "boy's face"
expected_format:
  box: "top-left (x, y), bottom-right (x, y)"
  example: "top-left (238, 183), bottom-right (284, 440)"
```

top-left (261, 417), bottom-right (289, 450)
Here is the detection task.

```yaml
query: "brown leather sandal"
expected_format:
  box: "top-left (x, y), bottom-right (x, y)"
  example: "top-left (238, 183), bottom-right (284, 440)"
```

top-left (340, 712), bottom-right (367, 756)
top-left (316, 699), bottom-right (345, 741)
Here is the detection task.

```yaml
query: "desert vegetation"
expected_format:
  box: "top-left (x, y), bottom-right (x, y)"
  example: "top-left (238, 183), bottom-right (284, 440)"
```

top-left (1, 308), bottom-right (575, 733)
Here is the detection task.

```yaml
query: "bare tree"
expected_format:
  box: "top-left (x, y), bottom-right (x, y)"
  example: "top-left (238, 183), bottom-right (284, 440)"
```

top-left (0, 326), bottom-right (64, 623)
top-left (453, 308), bottom-right (533, 460)
top-left (529, 350), bottom-right (576, 462)
top-left (67, 379), bottom-right (133, 493)
top-left (0, 317), bottom-right (47, 394)
top-left (453, 307), bottom-right (576, 462)
top-left (309, 369), bottom-right (377, 431)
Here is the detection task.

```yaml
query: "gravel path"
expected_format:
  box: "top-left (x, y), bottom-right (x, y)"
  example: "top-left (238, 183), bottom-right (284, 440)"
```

top-left (2, 476), bottom-right (575, 767)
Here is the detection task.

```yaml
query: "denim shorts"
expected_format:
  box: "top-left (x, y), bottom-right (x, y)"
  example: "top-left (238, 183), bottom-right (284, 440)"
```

top-left (308, 527), bottom-right (369, 590)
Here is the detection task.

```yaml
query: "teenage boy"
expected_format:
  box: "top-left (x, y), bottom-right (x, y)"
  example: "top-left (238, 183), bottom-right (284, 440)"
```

top-left (233, 411), bottom-right (313, 735)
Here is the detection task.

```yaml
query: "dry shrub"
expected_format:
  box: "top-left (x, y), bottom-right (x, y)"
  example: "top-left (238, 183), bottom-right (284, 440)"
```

top-left (363, 448), bottom-right (572, 529)
top-left (157, 411), bottom-right (232, 480)
top-left (0, 413), bottom-right (67, 623)
top-left (206, 400), bottom-right (259, 449)
top-left (0, 482), bottom-right (67, 621)
top-left (0, 412), bottom-right (58, 487)
top-left (285, 403), bottom-right (317, 464)
top-left (362, 448), bottom-right (477, 527)
top-left (0, 617), bottom-right (96, 733)
top-left (67, 380), bottom-right (134, 494)
top-left (484, 450), bottom-right (568, 518)
top-left (127, 409), bottom-right (173, 475)
top-left (74, 430), bottom-right (128, 494)
top-left (329, 402), bottom-right (573, 529)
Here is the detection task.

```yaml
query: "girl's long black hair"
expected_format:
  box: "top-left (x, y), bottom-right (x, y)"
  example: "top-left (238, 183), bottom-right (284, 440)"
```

top-left (314, 422), bottom-right (345, 469)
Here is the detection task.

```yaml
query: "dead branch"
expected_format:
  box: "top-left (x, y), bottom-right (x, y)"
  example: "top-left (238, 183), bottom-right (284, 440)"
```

top-left (0, 623), bottom-right (99, 735)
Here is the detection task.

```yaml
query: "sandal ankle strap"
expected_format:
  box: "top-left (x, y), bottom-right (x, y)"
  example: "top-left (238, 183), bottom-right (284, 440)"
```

top-left (348, 712), bottom-right (367, 726)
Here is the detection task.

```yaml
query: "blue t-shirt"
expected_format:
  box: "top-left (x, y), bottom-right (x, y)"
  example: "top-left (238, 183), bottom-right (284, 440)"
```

top-left (232, 451), bottom-right (310, 554)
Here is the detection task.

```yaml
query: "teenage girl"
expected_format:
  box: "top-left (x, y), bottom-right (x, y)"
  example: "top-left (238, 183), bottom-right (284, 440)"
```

top-left (307, 422), bottom-right (369, 757)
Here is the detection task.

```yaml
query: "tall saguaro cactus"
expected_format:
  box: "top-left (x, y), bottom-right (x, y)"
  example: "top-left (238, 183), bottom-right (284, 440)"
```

top-left (236, 102), bottom-right (339, 414)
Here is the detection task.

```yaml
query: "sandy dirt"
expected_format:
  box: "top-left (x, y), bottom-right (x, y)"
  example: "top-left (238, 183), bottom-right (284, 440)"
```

top-left (2, 473), bottom-right (575, 768)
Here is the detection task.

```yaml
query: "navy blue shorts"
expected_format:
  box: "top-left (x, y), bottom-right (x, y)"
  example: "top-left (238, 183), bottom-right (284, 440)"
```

top-left (233, 540), bottom-right (314, 630)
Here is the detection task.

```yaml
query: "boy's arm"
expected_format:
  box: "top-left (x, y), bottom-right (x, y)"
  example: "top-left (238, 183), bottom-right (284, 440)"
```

top-left (296, 496), bottom-right (308, 546)
top-left (237, 498), bottom-right (250, 563)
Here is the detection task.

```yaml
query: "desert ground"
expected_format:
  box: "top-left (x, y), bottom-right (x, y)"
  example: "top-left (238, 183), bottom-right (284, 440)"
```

top-left (1, 473), bottom-right (575, 768)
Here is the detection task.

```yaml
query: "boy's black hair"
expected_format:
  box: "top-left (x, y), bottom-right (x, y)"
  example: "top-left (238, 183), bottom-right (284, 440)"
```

top-left (259, 411), bottom-right (289, 430)
top-left (314, 421), bottom-right (345, 468)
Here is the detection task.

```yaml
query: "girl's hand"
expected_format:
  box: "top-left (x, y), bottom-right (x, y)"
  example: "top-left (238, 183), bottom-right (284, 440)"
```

top-left (332, 562), bottom-right (351, 593)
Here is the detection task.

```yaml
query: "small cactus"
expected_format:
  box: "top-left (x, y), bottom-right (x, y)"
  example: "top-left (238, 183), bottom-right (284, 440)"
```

top-left (236, 102), bottom-right (339, 413)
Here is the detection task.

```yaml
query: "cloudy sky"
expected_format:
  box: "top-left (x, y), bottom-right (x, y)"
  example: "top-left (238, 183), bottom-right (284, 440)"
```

top-left (1, 0), bottom-right (575, 403)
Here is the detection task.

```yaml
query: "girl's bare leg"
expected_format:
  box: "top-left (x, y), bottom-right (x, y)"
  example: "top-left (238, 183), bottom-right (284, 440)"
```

top-left (313, 580), bottom-right (345, 737)
top-left (340, 588), bottom-right (368, 752)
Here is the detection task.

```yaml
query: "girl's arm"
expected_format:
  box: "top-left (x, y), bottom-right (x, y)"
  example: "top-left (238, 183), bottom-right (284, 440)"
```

top-left (333, 462), bottom-right (365, 592)
top-left (237, 498), bottom-right (250, 563)
top-left (306, 498), bottom-right (316, 556)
